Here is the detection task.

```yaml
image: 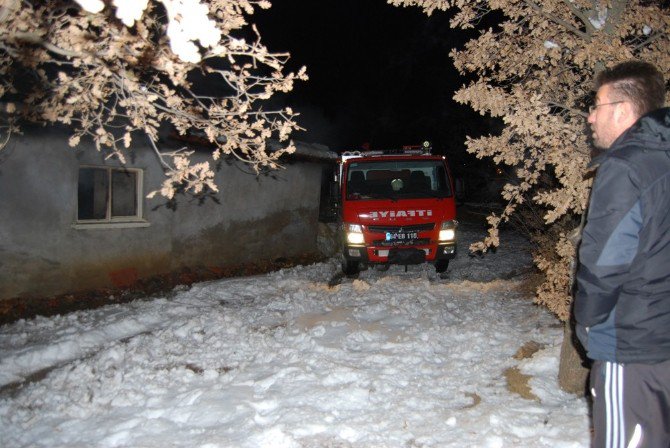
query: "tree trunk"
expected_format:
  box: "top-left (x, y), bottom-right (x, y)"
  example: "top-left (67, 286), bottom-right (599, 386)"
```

top-left (558, 320), bottom-right (590, 395)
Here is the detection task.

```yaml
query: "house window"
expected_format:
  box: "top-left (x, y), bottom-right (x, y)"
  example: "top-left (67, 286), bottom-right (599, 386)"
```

top-left (76, 167), bottom-right (146, 227)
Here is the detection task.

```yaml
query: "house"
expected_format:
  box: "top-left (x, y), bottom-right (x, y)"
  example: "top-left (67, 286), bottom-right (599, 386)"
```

top-left (0, 125), bottom-right (337, 312)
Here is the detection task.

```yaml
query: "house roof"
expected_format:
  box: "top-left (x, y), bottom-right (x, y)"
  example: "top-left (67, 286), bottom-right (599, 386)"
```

top-left (169, 130), bottom-right (338, 163)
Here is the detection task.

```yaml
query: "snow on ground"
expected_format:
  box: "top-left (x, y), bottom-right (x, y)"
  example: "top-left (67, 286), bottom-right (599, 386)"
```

top-left (0, 214), bottom-right (590, 447)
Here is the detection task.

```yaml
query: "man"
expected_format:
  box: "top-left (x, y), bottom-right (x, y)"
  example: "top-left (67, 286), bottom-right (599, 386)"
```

top-left (575, 60), bottom-right (669, 448)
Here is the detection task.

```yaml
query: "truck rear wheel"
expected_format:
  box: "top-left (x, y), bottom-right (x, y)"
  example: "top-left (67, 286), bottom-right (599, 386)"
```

top-left (342, 258), bottom-right (360, 277)
top-left (374, 264), bottom-right (390, 272)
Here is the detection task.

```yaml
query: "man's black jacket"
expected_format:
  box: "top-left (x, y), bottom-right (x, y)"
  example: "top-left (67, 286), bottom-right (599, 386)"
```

top-left (575, 107), bottom-right (670, 363)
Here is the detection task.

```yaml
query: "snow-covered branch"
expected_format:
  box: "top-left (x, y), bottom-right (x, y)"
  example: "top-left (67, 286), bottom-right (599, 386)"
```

top-left (0, 0), bottom-right (307, 198)
top-left (393, 0), bottom-right (670, 319)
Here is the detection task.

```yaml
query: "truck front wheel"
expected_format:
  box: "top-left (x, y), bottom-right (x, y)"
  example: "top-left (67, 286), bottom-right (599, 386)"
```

top-left (342, 258), bottom-right (360, 277)
top-left (435, 260), bottom-right (449, 274)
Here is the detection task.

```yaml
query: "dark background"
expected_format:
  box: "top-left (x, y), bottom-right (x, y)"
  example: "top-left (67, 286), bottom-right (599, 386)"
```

top-left (252, 0), bottom-right (511, 204)
top-left (255, 0), bottom-right (497, 162)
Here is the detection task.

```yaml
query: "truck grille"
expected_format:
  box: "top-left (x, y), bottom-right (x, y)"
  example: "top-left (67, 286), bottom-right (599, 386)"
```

top-left (366, 223), bottom-right (435, 234)
top-left (372, 238), bottom-right (431, 247)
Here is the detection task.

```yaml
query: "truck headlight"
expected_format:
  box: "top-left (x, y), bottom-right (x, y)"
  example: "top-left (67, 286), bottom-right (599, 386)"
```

top-left (345, 223), bottom-right (364, 245)
top-left (439, 220), bottom-right (457, 242)
top-left (348, 233), bottom-right (365, 244)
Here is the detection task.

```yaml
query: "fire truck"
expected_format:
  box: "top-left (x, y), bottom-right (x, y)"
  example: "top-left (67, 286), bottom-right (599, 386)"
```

top-left (335, 142), bottom-right (457, 276)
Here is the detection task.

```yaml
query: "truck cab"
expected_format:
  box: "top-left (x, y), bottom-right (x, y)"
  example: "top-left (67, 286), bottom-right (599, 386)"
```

top-left (336, 143), bottom-right (457, 276)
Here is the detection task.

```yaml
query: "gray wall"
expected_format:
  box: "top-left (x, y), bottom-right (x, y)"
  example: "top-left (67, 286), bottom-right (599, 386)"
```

top-left (0, 129), bottom-right (330, 301)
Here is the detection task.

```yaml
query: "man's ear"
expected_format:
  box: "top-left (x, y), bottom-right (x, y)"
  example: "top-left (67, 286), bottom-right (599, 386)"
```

top-left (615, 101), bottom-right (639, 129)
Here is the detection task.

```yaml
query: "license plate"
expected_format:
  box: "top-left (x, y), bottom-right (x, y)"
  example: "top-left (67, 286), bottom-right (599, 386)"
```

top-left (385, 231), bottom-right (419, 242)
top-left (377, 249), bottom-right (429, 257)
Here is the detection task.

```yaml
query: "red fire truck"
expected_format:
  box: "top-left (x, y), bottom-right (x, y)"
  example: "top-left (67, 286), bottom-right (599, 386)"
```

top-left (336, 142), bottom-right (457, 276)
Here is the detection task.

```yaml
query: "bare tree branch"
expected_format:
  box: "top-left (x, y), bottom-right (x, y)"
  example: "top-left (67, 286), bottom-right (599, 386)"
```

top-left (633, 31), bottom-right (669, 52)
top-left (547, 101), bottom-right (589, 118)
top-left (521, 0), bottom-right (590, 39)
top-left (560, 0), bottom-right (597, 35)
top-left (13, 32), bottom-right (86, 58)
top-left (602, 0), bottom-right (628, 35)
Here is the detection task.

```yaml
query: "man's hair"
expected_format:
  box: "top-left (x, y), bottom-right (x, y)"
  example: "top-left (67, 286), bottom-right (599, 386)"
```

top-left (595, 60), bottom-right (666, 117)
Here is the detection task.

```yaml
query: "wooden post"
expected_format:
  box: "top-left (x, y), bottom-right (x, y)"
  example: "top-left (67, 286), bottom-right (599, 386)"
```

top-left (558, 319), bottom-right (590, 395)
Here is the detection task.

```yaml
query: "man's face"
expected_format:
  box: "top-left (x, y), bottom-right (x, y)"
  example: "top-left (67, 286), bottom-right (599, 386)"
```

top-left (588, 84), bottom-right (626, 149)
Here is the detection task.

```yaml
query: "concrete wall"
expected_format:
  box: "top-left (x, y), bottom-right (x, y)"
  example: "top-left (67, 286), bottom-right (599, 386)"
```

top-left (0, 129), bottom-right (331, 301)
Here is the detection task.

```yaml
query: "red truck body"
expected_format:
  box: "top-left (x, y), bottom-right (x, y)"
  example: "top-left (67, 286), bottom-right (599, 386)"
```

top-left (337, 145), bottom-right (457, 276)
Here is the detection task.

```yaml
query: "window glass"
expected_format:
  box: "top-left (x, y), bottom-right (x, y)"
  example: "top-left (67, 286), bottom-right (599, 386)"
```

top-left (345, 160), bottom-right (452, 200)
top-left (77, 167), bottom-right (141, 222)
top-left (111, 170), bottom-right (137, 217)
top-left (78, 168), bottom-right (108, 220)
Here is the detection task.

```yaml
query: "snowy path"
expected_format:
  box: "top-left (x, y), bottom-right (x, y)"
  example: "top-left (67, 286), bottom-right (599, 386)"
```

top-left (0, 222), bottom-right (590, 447)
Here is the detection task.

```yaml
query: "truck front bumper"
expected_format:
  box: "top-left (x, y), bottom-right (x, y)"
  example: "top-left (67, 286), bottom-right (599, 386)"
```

top-left (343, 242), bottom-right (456, 266)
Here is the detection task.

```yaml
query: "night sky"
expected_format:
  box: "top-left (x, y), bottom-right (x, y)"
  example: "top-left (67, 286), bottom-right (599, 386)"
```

top-left (255, 0), bottom-right (493, 166)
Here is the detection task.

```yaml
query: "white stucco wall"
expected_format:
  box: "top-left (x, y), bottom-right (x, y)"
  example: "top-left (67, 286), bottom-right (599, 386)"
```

top-left (0, 128), bottom-right (332, 301)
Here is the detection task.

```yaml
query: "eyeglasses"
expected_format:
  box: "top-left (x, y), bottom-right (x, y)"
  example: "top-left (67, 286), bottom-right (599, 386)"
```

top-left (588, 101), bottom-right (624, 114)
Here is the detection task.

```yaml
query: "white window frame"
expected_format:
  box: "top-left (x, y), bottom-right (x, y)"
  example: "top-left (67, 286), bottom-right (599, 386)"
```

top-left (73, 166), bottom-right (149, 229)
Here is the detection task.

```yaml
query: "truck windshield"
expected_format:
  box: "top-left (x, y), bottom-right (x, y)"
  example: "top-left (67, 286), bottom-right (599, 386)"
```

top-left (345, 160), bottom-right (452, 200)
